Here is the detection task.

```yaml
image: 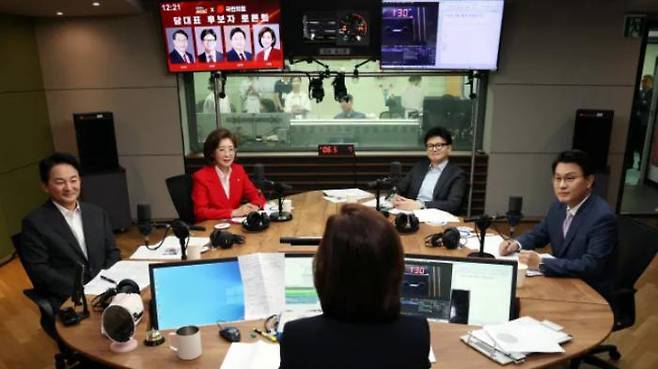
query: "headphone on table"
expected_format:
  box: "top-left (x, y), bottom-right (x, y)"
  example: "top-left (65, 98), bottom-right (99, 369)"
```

top-left (424, 227), bottom-right (461, 249)
top-left (91, 279), bottom-right (140, 311)
top-left (210, 230), bottom-right (245, 249)
top-left (395, 213), bottom-right (419, 234)
top-left (242, 211), bottom-right (270, 232)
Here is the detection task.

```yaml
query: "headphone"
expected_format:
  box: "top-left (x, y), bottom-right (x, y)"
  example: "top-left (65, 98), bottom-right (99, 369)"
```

top-left (91, 279), bottom-right (140, 311)
top-left (424, 227), bottom-right (461, 249)
top-left (210, 229), bottom-right (245, 249)
top-left (395, 213), bottom-right (419, 233)
top-left (242, 211), bottom-right (270, 232)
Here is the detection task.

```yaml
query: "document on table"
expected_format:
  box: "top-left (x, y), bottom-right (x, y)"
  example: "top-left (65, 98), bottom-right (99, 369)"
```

top-left (220, 341), bottom-right (280, 369)
top-left (84, 260), bottom-right (153, 295)
top-left (238, 253), bottom-right (285, 320)
top-left (481, 316), bottom-right (569, 353)
top-left (464, 235), bottom-right (513, 259)
top-left (413, 208), bottom-right (460, 224)
top-left (322, 188), bottom-right (373, 201)
top-left (129, 236), bottom-right (209, 260)
top-left (362, 196), bottom-right (393, 209)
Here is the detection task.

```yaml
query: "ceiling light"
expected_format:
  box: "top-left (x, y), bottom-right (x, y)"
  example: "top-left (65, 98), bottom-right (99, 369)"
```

top-left (56, 11), bottom-right (64, 16)
top-left (92, 1), bottom-right (101, 6)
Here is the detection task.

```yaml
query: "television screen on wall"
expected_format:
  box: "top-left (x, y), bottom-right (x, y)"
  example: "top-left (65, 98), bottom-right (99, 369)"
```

top-left (380, 0), bottom-right (504, 71)
top-left (159, 1), bottom-right (284, 72)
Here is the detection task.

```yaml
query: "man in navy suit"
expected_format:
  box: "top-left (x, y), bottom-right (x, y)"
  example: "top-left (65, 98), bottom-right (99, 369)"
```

top-left (225, 27), bottom-right (252, 61)
top-left (169, 29), bottom-right (194, 64)
top-left (197, 28), bottom-right (224, 63)
top-left (499, 150), bottom-right (617, 300)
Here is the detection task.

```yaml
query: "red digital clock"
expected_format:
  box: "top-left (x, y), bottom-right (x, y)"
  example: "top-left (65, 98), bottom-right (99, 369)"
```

top-left (317, 144), bottom-right (355, 156)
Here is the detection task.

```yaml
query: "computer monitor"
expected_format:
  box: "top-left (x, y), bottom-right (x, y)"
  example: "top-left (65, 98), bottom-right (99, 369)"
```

top-left (402, 255), bottom-right (517, 326)
top-left (284, 254), bottom-right (320, 312)
top-left (149, 258), bottom-right (245, 330)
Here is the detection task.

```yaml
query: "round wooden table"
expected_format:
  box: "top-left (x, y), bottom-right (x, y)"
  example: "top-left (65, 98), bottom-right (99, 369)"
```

top-left (57, 191), bottom-right (613, 368)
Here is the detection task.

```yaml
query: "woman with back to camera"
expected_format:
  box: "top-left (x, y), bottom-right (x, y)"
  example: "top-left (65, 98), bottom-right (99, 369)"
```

top-left (279, 204), bottom-right (431, 369)
top-left (191, 128), bottom-right (265, 221)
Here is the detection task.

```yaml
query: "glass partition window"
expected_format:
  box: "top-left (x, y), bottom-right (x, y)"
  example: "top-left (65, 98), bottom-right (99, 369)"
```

top-left (180, 60), bottom-right (480, 154)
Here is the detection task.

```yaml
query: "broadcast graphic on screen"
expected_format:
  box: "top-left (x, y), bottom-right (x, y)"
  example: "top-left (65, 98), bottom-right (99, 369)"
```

top-left (160, 1), bottom-right (284, 72)
top-left (284, 256), bottom-right (320, 312)
top-left (150, 259), bottom-right (245, 330)
top-left (401, 256), bottom-right (516, 326)
top-left (381, 0), bottom-right (504, 70)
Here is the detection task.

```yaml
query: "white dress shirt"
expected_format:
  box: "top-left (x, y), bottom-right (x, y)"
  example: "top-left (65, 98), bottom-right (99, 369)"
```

top-left (416, 160), bottom-right (448, 205)
top-left (53, 200), bottom-right (88, 258)
top-left (215, 165), bottom-right (232, 198)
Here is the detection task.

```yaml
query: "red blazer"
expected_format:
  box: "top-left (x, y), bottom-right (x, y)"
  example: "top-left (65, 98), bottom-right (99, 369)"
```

top-left (191, 164), bottom-right (266, 221)
top-left (255, 47), bottom-right (282, 62)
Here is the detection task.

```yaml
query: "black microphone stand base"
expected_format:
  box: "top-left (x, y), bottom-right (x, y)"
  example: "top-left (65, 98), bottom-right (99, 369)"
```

top-left (467, 251), bottom-right (495, 258)
top-left (270, 212), bottom-right (293, 222)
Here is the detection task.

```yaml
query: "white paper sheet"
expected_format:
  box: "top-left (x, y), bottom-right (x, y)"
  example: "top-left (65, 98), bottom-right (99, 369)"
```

top-left (413, 208), bottom-right (460, 224)
top-left (464, 235), bottom-right (515, 259)
top-left (129, 236), bottom-right (209, 260)
top-left (84, 260), bottom-right (153, 295)
top-left (362, 196), bottom-right (393, 209)
top-left (220, 341), bottom-right (280, 369)
top-left (482, 316), bottom-right (567, 353)
top-left (322, 188), bottom-right (373, 200)
top-left (238, 253), bottom-right (285, 320)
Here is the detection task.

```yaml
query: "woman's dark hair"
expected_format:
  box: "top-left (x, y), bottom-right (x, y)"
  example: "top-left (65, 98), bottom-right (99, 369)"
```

top-left (552, 149), bottom-right (593, 177)
top-left (203, 128), bottom-right (238, 164)
top-left (258, 27), bottom-right (277, 48)
top-left (39, 152), bottom-right (81, 183)
top-left (314, 204), bottom-right (404, 322)
top-left (424, 126), bottom-right (453, 145)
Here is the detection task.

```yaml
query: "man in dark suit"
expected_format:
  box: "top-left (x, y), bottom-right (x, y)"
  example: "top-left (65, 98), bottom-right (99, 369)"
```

top-left (393, 126), bottom-right (467, 214)
top-left (168, 29), bottom-right (194, 64)
top-left (225, 27), bottom-right (252, 61)
top-left (21, 153), bottom-right (121, 308)
top-left (197, 28), bottom-right (224, 63)
top-left (499, 150), bottom-right (617, 300)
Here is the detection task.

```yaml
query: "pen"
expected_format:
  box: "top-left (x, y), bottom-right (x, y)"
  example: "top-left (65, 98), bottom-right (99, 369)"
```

top-left (253, 328), bottom-right (278, 343)
top-left (100, 275), bottom-right (117, 284)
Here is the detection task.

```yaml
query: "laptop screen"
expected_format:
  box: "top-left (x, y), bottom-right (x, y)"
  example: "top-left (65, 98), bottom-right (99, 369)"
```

top-left (402, 255), bottom-right (517, 326)
top-left (149, 258), bottom-right (244, 330)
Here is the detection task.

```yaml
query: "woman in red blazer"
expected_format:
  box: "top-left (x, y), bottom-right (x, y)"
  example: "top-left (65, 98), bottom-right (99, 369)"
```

top-left (254, 26), bottom-right (283, 62)
top-left (191, 129), bottom-right (266, 221)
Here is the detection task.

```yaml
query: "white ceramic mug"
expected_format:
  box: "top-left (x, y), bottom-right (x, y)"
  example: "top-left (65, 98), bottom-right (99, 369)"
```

top-left (282, 199), bottom-right (292, 212)
top-left (516, 263), bottom-right (528, 288)
top-left (169, 325), bottom-right (202, 360)
top-left (187, 244), bottom-right (202, 260)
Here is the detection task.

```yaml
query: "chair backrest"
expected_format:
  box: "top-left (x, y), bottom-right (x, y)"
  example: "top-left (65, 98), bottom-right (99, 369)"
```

top-left (611, 216), bottom-right (658, 329)
top-left (11, 233), bottom-right (32, 281)
top-left (615, 216), bottom-right (658, 289)
top-left (165, 174), bottom-right (196, 224)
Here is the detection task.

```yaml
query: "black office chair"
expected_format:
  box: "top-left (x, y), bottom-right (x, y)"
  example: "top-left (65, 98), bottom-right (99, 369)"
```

top-left (165, 174), bottom-right (196, 224)
top-left (570, 216), bottom-right (658, 369)
top-left (12, 233), bottom-right (74, 369)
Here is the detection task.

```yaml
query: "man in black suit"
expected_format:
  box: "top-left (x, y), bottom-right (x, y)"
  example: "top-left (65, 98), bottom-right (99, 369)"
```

top-left (225, 27), bottom-right (252, 61)
top-left (197, 28), bottom-right (224, 63)
top-left (393, 126), bottom-right (467, 214)
top-left (21, 153), bottom-right (121, 308)
top-left (169, 29), bottom-right (194, 64)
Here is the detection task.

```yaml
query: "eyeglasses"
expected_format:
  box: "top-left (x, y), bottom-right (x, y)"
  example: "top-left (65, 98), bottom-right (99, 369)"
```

top-left (552, 175), bottom-right (582, 184)
top-left (425, 143), bottom-right (449, 151)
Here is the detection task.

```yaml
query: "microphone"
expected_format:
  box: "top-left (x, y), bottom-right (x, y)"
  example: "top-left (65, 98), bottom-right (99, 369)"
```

top-left (137, 204), bottom-right (152, 246)
top-left (506, 196), bottom-right (523, 238)
top-left (170, 220), bottom-right (206, 260)
top-left (253, 163), bottom-right (293, 192)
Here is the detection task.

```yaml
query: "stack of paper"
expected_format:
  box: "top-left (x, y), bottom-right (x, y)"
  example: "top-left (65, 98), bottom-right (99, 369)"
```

top-left (84, 260), bottom-right (153, 295)
top-left (413, 208), bottom-right (460, 224)
top-left (466, 316), bottom-right (570, 356)
top-left (220, 341), bottom-right (280, 369)
top-left (129, 236), bottom-right (209, 260)
top-left (238, 253), bottom-right (285, 320)
top-left (322, 188), bottom-right (373, 203)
